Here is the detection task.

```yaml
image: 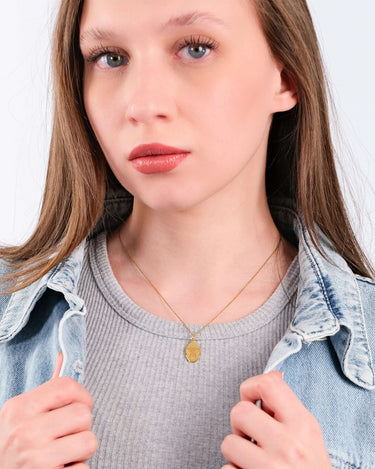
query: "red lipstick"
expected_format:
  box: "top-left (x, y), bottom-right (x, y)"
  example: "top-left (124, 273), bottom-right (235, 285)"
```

top-left (128, 143), bottom-right (190, 174)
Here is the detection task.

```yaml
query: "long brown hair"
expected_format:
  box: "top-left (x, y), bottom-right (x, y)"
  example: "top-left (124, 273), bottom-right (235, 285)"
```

top-left (0, 0), bottom-right (373, 296)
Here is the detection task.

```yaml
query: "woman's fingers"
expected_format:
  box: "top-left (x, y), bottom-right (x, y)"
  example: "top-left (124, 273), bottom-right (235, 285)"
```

top-left (221, 371), bottom-right (332, 468)
top-left (221, 433), bottom-right (267, 469)
top-left (239, 371), bottom-right (309, 427)
top-left (230, 399), bottom-right (284, 451)
top-left (22, 402), bottom-right (93, 442)
top-left (0, 353), bottom-right (97, 467)
top-left (47, 430), bottom-right (98, 467)
top-left (8, 375), bottom-right (94, 420)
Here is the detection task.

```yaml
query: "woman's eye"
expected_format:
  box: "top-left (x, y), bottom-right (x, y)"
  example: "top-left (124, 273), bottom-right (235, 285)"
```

top-left (179, 43), bottom-right (210, 60)
top-left (97, 53), bottom-right (126, 68)
top-left (86, 36), bottom-right (217, 69)
top-left (178, 37), bottom-right (218, 60)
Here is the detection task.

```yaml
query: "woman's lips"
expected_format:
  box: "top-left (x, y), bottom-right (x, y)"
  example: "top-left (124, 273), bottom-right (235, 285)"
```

top-left (130, 153), bottom-right (189, 174)
top-left (128, 143), bottom-right (190, 174)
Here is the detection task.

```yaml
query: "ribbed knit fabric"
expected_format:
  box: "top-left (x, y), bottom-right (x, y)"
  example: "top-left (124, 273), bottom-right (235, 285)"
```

top-left (78, 232), bottom-right (299, 468)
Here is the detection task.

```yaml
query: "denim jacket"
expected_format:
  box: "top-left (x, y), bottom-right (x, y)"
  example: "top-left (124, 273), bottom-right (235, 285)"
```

top-left (0, 195), bottom-right (374, 469)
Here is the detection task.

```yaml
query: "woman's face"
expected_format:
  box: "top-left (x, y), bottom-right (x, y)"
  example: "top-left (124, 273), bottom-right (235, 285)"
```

top-left (80, 0), bottom-right (296, 212)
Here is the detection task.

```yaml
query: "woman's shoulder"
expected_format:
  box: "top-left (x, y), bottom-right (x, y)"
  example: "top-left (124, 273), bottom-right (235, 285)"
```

top-left (354, 274), bottom-right (375, 359)
top-left (355, 274), bottom-right (375, 322)
top-left (0, 239), bottom-right (87, 337)
top-left (355, 273), bottom-right (375, 304)
top-left (355, 273), bottom-right (375, 285)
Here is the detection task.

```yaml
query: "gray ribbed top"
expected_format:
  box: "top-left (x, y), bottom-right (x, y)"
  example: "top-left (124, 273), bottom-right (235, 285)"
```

top-left (78, 232), bottom-right (299, 468)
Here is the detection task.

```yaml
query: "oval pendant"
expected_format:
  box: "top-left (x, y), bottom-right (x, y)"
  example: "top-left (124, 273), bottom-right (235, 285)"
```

top-left (185, 337), bottom-right (201, 363)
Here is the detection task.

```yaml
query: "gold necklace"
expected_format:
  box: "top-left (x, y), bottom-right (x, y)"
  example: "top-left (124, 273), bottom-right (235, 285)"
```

top-left (118, 231), bottom-right (281, 363)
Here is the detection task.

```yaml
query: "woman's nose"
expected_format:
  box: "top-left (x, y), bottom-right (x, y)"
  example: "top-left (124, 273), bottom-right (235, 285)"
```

top-left (123, 60), bottom-right (175, 125)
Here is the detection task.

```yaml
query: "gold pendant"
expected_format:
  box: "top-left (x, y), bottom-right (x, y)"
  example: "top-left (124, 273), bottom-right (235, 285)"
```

top-left (185, 337), bottom-right (201, 363)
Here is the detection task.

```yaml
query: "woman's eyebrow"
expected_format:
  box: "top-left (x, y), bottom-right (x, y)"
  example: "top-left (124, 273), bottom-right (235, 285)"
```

top-left (80, 11), bottom-right (229, 45)
top-left (163, 11), bottom-right (229, 30)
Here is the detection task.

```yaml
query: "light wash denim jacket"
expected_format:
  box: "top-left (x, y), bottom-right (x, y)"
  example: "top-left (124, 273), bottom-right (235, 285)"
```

top-left (0, 195), bottom-right (374, 469)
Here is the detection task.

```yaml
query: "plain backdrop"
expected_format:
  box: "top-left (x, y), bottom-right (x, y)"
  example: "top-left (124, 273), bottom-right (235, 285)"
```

top-left (0, 1), bottom-right (374, 264)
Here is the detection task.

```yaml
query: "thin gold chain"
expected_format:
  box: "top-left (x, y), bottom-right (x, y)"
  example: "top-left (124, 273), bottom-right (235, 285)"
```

top-left (118, 231), bottom-right (281, 338)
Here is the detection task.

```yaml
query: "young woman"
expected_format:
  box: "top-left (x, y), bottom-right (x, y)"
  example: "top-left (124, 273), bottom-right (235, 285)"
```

top-left (0, 0), bottom-right (374, 467)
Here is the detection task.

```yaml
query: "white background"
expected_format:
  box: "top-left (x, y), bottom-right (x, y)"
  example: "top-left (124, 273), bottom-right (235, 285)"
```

top-left (0, 1), bottom-right (374, 263)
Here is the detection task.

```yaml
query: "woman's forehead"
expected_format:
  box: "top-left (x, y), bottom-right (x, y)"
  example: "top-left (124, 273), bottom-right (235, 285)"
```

top-left (79, 0), bottom-right (257, 34)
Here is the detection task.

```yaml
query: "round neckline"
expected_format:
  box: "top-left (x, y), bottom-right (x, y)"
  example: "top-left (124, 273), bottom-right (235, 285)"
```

top-left (87, 231), bottom-right (299, 340)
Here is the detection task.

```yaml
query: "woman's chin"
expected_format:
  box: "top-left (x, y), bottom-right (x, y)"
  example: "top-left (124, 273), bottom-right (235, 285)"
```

top-left (132, 189), bottom-right (211, 215)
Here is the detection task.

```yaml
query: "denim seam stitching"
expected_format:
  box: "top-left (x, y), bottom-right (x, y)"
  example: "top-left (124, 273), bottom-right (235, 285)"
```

top-left (273, 205), bottom-right (336, 322)
top-left (351, 276), bottom-right (375, 385)
top-left (355, 275), bottom-right (375, 286)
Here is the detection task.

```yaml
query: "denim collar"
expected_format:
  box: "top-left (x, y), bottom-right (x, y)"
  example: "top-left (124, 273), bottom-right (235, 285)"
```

top-left (1, 197), bottom-right (373, 389)
top-left (272, 203), bottom-right (374, 389)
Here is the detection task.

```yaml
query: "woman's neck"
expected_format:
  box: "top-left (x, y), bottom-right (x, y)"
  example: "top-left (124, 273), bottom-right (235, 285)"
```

top-left (106, 188), bottom-right (298, 324)
top-left (113, 193), bottom-right (292, 290)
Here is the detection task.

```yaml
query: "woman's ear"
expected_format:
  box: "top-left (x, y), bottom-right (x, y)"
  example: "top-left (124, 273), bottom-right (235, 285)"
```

top-left (272, 68), bottom-right (298, 113)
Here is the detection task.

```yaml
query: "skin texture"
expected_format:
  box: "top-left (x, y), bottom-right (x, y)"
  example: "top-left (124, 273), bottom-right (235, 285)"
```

top-left (221, 371), bottom-right (332, 468)
top-left (81, 0), bottom-right (293, 214)
top-left (0, 353), bottom-right (97, 468)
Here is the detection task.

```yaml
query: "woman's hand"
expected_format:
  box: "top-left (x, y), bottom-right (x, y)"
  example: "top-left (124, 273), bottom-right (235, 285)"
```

top-left (221, 371), bottom-right (332, 469)
top-left (0, 353), bottom-right (98, 468)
